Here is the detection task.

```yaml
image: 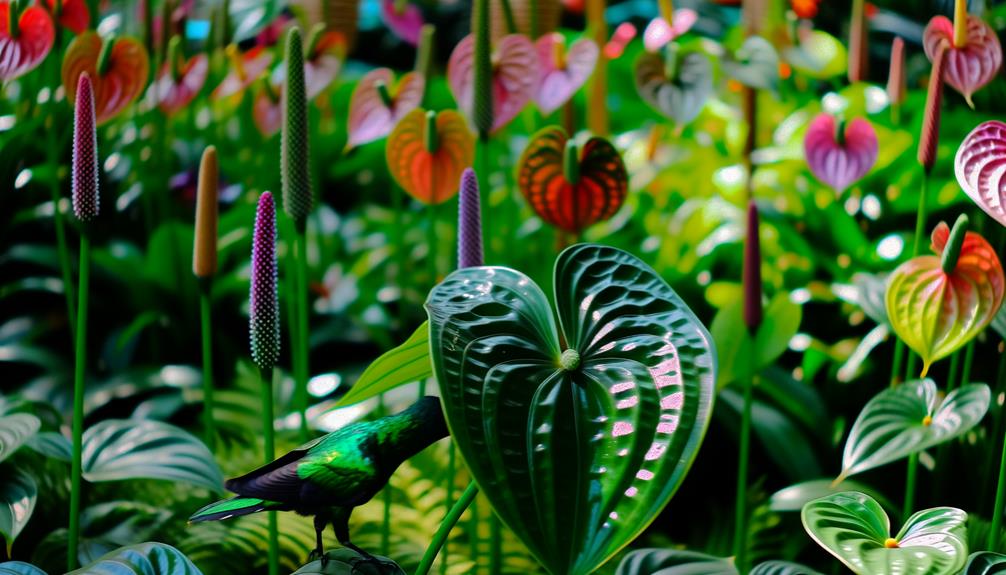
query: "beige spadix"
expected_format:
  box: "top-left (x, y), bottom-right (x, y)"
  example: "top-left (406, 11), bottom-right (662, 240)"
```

top-left (193, 146), bottom-right (219, 278)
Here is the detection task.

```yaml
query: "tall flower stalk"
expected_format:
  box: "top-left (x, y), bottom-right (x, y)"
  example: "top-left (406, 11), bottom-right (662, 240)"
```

top-left (193, 146), bottom-right (219, 451)
top-left (250, 191), bottom-right (280, 575)
top-left (473, 0), bottom-right (494, 262)
top-left (68, 72), bottom-right (98, 573)
top-left (888, 37), bottom-right (906, 125)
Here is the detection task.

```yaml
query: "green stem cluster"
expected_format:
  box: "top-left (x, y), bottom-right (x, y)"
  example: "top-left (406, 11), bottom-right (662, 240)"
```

top-left (68, 234), bottom-right (91, 572)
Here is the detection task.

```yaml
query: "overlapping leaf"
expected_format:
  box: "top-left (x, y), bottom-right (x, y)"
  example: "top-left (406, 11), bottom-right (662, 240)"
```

top-left (0, 470), bottom-right (35, 555)
top-left (447, 33), bottom-right (538, 133)
top-left (335, 321), bottom-right (432, 407)
top-left (924, 15), bottom-right (1002, 106)
top-left (426, 244), bottom-right (716, 575)
top-left (838, 379), bottom-right (990, 480)
top-left (67, 542), bottom-right (203, 575)
top-left (534, 34), bottom-right (598, 115)
top-left (346, 68), bottom-right (424, 149)
top-left (385, 108), bottom-right (474, 205)
top-left (635, 50), bottom-right (712, 125)
top-left (886, 223), bottom-right (1005, 376)
top-left (62, 32), bottom-right (150, 124)
top-left (0, 3), bottom-right (54, 81)
top-left (802, 492), bottom-right (968, 575)
top-left (750, 562), bottom-right (823, 575)
top-left (517, 127), bottom-right (627, 234)
top-left (0, 413), bottom-right (40, 464)
top-left (956, 121), bottom-right (1006, 228)
top-left (0, 562), bottom-right (45, 575)
top-left (614, 549), bottom-right (820, 575)
top-left (804, 114), bottom-right (878, 194)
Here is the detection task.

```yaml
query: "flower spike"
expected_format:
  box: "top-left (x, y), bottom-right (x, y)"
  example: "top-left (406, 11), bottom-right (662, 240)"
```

top-left (72, 73), bottom-right (98, 222)
top-left (458, 168), bottom-right (483, 269)
top-left (281, 27), bottom-right (313, 230)
top-left (250, 192), bottom-right (280, 371)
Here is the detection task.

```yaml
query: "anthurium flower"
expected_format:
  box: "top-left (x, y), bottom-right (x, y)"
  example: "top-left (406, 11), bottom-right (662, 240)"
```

top-left (533, 33), bottom-right (597, 116)
top-left (345, 68), bottom-right (424, 149)
top-left (923, 13), bottom-right (1002, 107)
top-left (62, 32), bottom-right (150, 125)
top-left (642, 8), bottom-right (697, 53)
top-left (43, 0), bottom-right (89, 34)
top-left (381, 0), bottom-right (423, 45)
top-left (447, 33), bottom-right (538, 134)
top-left (803, 113), bottom-right (878, 195)
top-left (886, 217), bottom-right (1005, 377)
top-left (212, 44), bottom-right (273, 101)
top-left (956, 121), bottom-right (1006, 228)
top-left (386, 108), bottom-right (475, 205)
top-left (153, 41), bottom-right (208, 115)
top-left (0, 1), bottom-right (54, 82)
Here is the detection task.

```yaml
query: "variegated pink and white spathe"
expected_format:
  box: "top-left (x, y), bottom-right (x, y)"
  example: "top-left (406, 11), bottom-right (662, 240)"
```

top-left (804, 114), bottom-right (878, 194)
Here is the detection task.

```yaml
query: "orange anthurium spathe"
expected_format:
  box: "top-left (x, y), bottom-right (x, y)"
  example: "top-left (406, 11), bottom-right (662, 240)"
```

top-left (62, 32), bottom-right (149, 124)
top-left (385, 108), bottom-right (474, 205)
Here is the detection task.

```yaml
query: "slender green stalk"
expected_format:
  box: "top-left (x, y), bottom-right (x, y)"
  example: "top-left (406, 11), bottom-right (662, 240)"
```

top-left (890, 339), bottom-right (906, 387)
top-left (476, 137), bottom-right (491, 263)
top-left (294, 228), bottom-right (311, 441)
top-left (489, 515), bottom-right (502, 575)
top-left (391, 183), bottom-right (407, 301)
top-left (470, 489), bottom-right (481, 574)
top-left (946, 351), bottom-right (961, 393)
top-left (903, 452), bottom-right (918, 522)
top-left (68, 234), bottom-right (91, 572)
top-left (961, 341), bottom-right (976, 388)
top-left (988, 346), bottom-right (1006, 549)
top-left (902, 174), bottom-right (930, 383)
top-left (733, 373), bottom-right (754, 572)
top-left (416, 481), bottom-right (479, 575)
top-left (46, 52), bottom-right (76, 342)
top-left (199, 280), bottom-right (215, 450)
top-left (441, 441), bottom-right (456, 575)
top-left (379, 395), bottom-right (391, 556)
top-left (427, 203), bottom-right (438, 286)
top-left (260, 366), bottom-right (278, 575)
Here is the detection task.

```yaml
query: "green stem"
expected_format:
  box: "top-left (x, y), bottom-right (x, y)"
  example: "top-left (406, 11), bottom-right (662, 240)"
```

top-left (476, 136), bottom-right (491, 263)
top-left (912, 172), bottom-right (930, 257)
top-left (499, 0), bottom-right (517, 34)
top-left (961, 341), bottom-right (976, 388)
top-left (46, 51), bottom-right (76, 343)
top-left (67, 233), bottom-right (90, 572)
top-left (294, 229), bottom-right (310, 441)
top-left (415, 481), bottom-right (479, 575)
top-left (733, 373), bottom-right (754, 572)
top-left (946, 351), bottom-right (961, 393)
top-left (991, 431), bottom-right (1006, 552)
top-left (903, 452), bottom-right (918, 522)
top-left (260, 366), bottom-right (278, 575)
top-left (441, 441), bottom-right (456, 575)
top-left (199, 281), bottom-right (215, 451)
top-left (379, 395), bottom-right (391, 556)
top-left (427, 203), bottom-right (437, 286)
top-left (890, 339), bottom-right (905, 387)
top-left (489, 514), bottom-right (502, 575)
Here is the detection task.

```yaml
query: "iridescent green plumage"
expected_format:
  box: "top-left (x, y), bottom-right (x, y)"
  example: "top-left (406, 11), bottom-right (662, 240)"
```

top-left (189, 397), bottom-right (448, 562)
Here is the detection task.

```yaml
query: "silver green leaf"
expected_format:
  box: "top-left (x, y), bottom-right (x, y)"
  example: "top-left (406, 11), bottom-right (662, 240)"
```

top-left (614, 548), bottom-right (736, 575)
top-left (0, 562), bottom-right (46, 575)
top-left (963, 552), bottom-right (1006, 574)
top-left (0, 414), bottom-right (40, 464)
top-left (0, 470), bottom-right (36, 555)
top-left (67, 542), bottom-right (203, 575)
top-left (749, 561), bottom-right (823, 575)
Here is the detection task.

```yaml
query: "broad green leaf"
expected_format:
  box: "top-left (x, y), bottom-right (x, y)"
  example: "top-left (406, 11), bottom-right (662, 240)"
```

top-left (770, 479), bottom-right (895, 514)
top-left (0, 414), bottom-right (40, 464)
top-left (0, 470), bottom-right (36, 555)
top-left (335, 321), bottom-right (432, 407)
top-left (68, 542), bottom-right (203, 575)
top-left (0, 563), bottom-right (46, 575)
top-left (963, 552), bottom-right (1006, 574)
top-left (801, 491), bottom-right (968, 575)
top-left (82, 420), bottom-right (224, 492)
top-left (838, 380), bottom-right (990, 481)
top-left (712, 292), bottom-right (801, 388)
top-left (427, 244), bottom-right (716, 575)
top-left (614, 548), bottom-right (736, 575)
top-left (77, 502), bottom-right (173, 565)
top-left (291, 549), bottom-right (404, 574)
top-left (750, 561), bottom-right (823, 575)
top-left (26, 431), bottom-right (71, 462)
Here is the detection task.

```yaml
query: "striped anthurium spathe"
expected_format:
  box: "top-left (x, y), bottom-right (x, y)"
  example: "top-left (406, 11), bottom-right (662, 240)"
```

top-left (955, 121), bottom-right (1006, 229)
top-left (803, 113), bottom-right (878, 195)
top-left (923, 0), bottom-right (1002, 107)
top-left (0, 0), bottom-right (54, 81)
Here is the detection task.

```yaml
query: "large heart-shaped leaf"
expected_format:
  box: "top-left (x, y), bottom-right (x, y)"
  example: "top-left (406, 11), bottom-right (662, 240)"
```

top-left (82, 419), bottom-right (224, 492)
top-left (385, 108), bottom-right (475, 205)
top-left (448, 33), bottom-right (538, 134)
top-left (0, 470), bottom-right (35, 555)
top-left (62, 32), bottom-right (150, 124)
top-left (0, 414), bottom-right (40, 464)
top-left (886, 222), bottom-right (1005, 377)
top-left (346, 68), bottom-right (425, 149)
top-left (802, 492), bottom-right (968, 575)
top-left (924, 15), bottom-right (1002, 107)
top-left (68, 542), bottom-right (203, 575)
top-left (803, 114), bottom-right (878, 195)
top-left (534, 34), bottom-right (598, 115)
top-left (0, 562), bottom-right (45, 575)
top-left (426, 244), bottom-right (716, 575)
top-left (750, 562), bottom-right (823, 575)
top-left (963, 552), bottom-right (1006, 574)
top-left (335, 321), bottom-right (432, 407)
top-left (517, 127), bottom-right (628, 234)
top-left (722, 36), bottom-right (779, 92)
top-left (635, 50), bottom-right (712, 126)
top-left (838, 379), bottom-right (990, 481)
top-left (614, 548), bottom-right (735, 574)
top-left (152, 54), bottom-right (208, 116)
top-left (0, 3), bottom-right (54, 81)
top-left (955, 121), bottom-right (1006, 229)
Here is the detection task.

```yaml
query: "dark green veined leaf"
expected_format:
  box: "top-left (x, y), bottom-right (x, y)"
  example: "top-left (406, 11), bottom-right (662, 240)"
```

top-left (0, 562), bottom-right (46, 575)
top-left (0, 470), bottom-right (36, 555)
top-left (0, 414), bottom-right (40, 464)
top-left (801, 491), bottom-right (968, 575)
top-left (770, 479), bottom-right (895, 514)
top-left (750, 561), bottom-right (823, 575)
top-left (426, 244), bottom-right (717, 575)
top-left (26, 431), bottom-right (71, 462)
top-left (82, 420), bottom-right (224, 492)
top-left (712, 293), bottom-right (802, 388)
top-left (614, 548), bottom-right (736, 575)
top-left (963, 552), bottom-right (1006, 574)
top-left (67, 542), bottom-right (203, 575)
top-left (838, 380), bottom-right (990, 481)
top-left (292, 549), bottom-right (404, 574)
top-left (335, 321), bottom-right (432, 407)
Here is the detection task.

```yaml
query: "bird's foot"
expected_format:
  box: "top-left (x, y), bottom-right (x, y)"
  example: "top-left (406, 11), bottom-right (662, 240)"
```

top-left (346, 549), bottom-right (400, 575)
top-left (308, 548), bottom-right (330, 567)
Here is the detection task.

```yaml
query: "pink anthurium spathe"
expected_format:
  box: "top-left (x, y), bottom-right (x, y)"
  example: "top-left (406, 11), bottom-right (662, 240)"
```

top-left (381, 0), bottom-right (423, 45)
top-left (43, 0), bottom-right (89, 34)
top-left (212, 45), bottom-right (273, 101)
top-left (346, 68), bottom-right (423, 149)
top-left (271, 29), bottom-right (345, 101)
top-left (153, 52), bottom-right (208, 115)
top-left (956, 121), bottom-right (1006, 228)
top-left (448, 33), bottom-right (538, 134)
top-left (923, 14), bottom-right (1002, 107)
top-left (0, 1), bottom-right (54, 81)
top-left (642, 8), bottom-right (697, 52)
top-left (533, 33), bottom-right (598, 116)
top-left (803, 113), bottom-right (878, 194)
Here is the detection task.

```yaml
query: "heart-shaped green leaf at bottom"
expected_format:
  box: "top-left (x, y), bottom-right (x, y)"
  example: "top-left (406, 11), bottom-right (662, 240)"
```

top-left (614, 549), bottom-right (821, 575)
top-left (749, 561), bottom-right (823, 575)
top-left (0, 562), bottom-right (46, 575)
top-left (292, 549), bottom-right (404, 574)
top-left (802, 491), bottom-right (968, 575)
top-left (963, 552), bottom-right (1006, 574)
top-left (68, 542), bottom-right (203, 575)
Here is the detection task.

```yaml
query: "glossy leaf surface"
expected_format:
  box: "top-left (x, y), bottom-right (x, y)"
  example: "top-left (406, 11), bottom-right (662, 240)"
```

top-left (67, 542), bottom-right (203, 575)
top-left (0, 3), bottom-right (54, 81)
top-left (293, 549), bottom-right (404, 574)
top-left (839, 379), bottom-right (990, 480)
top-left (534, 34), bottom-right (598, 115)
top-left (0, 470), bottom-right (35, 555)
top-left (62, 33), bottom-right (150, 124)
top-left (153, 54), bottom-right (208, 116)
top-left (711, 292), bottom-right (801, 388)
top-left (750, 562), bottom-right (823, 575)
top-left (615, 548), bottom-right (735, 574)
top-left (804, 114), bottom-right (878, 194)
top-left (802, 492), bottom-right (968, 575)
top-left (426, 244), bottom-right (716, 575)
top-left (82, 419), bottom-right (224, 492)
top-left (335, 321), bottom-right (432, 407)
top-left (0, 413), bottom-right (40, 464)
top-left (0, 563), bottom-right (45, 575)
top-left (886, 222), bottom-right (1005, 376)
top-left (346, 68), bottom-right (424, 149)
top-left (956, 121), bottom-right (1006, 229)
top-left (635, 50), bottom-right (712, 125)
top-left (517, 127), bottom-right (628, 234)
top-left (964, 552), bottom-right (1006, 574)
top-left (924, 15), bottom-right (1002, 106)
top-left (386, 108), bottom-right (474, 205)
top-left (447, 33), bottom-right (538, 133)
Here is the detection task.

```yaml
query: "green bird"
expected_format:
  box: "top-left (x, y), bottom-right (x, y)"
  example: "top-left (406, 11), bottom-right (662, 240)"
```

top-left (190, 396), bottom-right (449, 564)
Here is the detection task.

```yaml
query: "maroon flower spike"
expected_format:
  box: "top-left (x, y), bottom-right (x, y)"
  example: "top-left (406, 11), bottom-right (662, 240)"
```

top-left (72, 73), bottom-right (98, 222)
top-left (457, 168), bottom-right (483, 269)
top-left (250, 191), bottom-right (280, 371)
top-left (887, 37), bottom-right (906, 107)
top-left (918, 41), bottom-right (947, 173)
top-left (743, 200), bottom-right (762, 333)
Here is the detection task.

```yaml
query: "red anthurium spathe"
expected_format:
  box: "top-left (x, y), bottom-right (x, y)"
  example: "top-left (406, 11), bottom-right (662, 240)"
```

top-left (448, 33), bottom-right (538, 134)
top-left (534, 33), bottom-right (597, 115)
top-left (0, 2), bottom-right (54, 81)
top-left (386, 109), bottom-right (475, 205)
top-left (381, 0), bottom-right (423, 45)
top-left (642, 8), bottom-right (697, 52)
top-left (886, 219), bottom-right (1005, 377)
top-left (804, 113), bottom-right (878, 194)
top-left (345, 68), bottom-right (424, 149)
top-left (62, 32), bottom-right (150, 125)
top-left (924, 15), bottom-right (1002, 107)
top-left (956, 121), bottom-right (1006, 228)
top-left (212, 45), bottom-right (273, 101)
top-left (153, 53), bottom-right (208, 115)
top-left (43, 0), bottom-right (88, 33)
top-left (517, 126), bottom-right (628, 235)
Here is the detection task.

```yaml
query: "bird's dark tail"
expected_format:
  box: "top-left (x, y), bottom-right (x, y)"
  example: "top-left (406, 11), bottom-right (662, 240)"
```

top-left (188, 496), bottom-right (284, 523)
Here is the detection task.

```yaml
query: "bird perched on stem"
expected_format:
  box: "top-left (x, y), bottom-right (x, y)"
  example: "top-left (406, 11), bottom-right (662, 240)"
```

top-left (189, 396), bottom-right (449, 568)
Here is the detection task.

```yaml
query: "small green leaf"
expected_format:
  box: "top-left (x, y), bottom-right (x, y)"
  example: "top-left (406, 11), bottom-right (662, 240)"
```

top-left (712, 292), bottom-right (801, 388)
top-left (614, 548), bottom-right (737, 575)
top-left (82, 420), bottom-right (224, 492)
top-left (0, 562), bottom-right (46, 575)
top-left (335, 321), bottom-right (432, 407)
top-left (68, 542), bottom-right (203, 575)
top-left (802, 491), bottom-right (968, 575)
top-left (0, 414), bottom-right (40, 464)
top-left (0, 470), bottom-right (36, 556)
top-left (839, 379), bottom-right (990, 480)
top-left (963, 552), bottom-right (1006, 574)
